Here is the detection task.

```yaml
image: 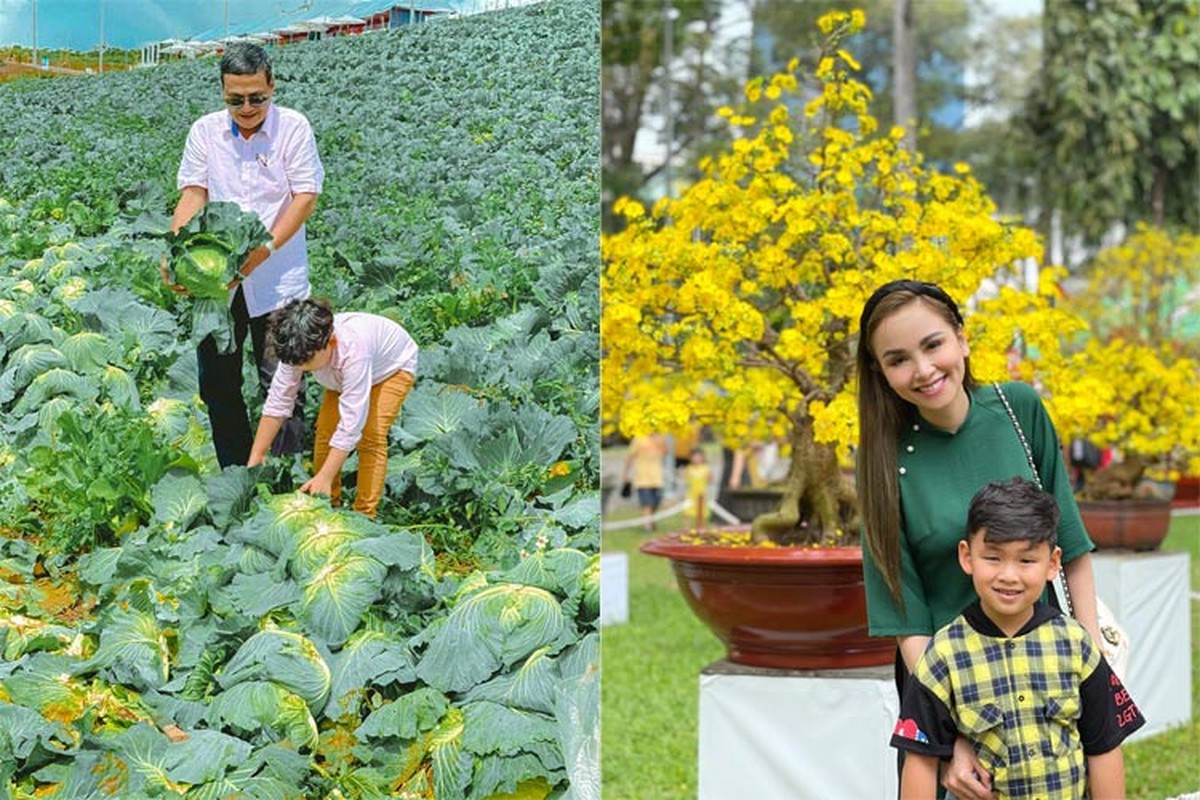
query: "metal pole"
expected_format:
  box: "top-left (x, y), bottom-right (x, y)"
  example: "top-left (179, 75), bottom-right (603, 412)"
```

top-left (99, 0), bottom-right (104, 73)
top-left (32, 0), bottom-right (37, 68)
top-left (223, 0), bottom-right (229, 40)
top-left (663, 0), bottom-right (674, 198)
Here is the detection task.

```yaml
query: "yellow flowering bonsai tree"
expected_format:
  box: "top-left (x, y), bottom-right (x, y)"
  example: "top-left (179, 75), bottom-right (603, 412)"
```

top-left (1051, 340), bottom-right (1200, 501)
top-left (1054, 225), bottom-right (1200, 500)
top-left (602, 11), bottom-right (1091, 545)
top-left (1066, 224), bottom-right (1200, 356)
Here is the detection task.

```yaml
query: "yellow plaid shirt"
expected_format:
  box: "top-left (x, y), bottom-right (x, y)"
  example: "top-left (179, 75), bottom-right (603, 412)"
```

top-left (892, 603), bottom-right (1144, 799)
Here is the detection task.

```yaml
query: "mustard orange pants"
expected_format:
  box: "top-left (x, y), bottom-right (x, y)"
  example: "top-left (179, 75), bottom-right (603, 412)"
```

top-left (313, 369), bottom-right (415, 517)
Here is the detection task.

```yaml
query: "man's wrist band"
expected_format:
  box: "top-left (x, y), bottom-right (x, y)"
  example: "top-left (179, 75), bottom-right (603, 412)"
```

top-left (265, 240), bottom-right (278, 255)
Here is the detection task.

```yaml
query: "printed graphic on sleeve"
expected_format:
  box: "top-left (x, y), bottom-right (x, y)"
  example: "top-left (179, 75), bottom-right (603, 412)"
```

top-left (1110, 672), bottom-right (1142, 730)
top-left (893, 718), bottom-right (930, 743)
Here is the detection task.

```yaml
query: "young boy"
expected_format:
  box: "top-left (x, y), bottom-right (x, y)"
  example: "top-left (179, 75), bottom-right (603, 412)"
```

top-left (683, 447), bottom-right (712, 530)
top-left (891, 477), bottom-right (1144, 799)
top-left (247, 298), bottom-right (418, 518)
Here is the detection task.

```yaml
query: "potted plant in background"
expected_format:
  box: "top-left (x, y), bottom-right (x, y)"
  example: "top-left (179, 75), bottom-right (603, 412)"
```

top-left (601, 11), bottom-right (1097, 669)
top-left (1053, 225), bottom-right (1200, 548)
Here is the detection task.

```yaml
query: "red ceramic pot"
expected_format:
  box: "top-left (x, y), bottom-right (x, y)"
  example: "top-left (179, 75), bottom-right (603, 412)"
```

top-left (1078, 498), bottom-right (1173, 550)
top-left (641, 532), bottom-right (893, 670)
top-left (1173, 475), bottom-right (1199, 510)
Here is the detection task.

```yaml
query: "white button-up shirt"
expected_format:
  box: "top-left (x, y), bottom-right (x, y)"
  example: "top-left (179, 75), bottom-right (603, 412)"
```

top-left (177, 104), bottom-right (324, 318)
top-left (263, 313), bottom-right (420, 452)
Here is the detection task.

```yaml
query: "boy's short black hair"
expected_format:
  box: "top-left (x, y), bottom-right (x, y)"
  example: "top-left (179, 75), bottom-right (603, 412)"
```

top-left (966, 477), bottom-right (1060, 548)
top-left (268, 297), bottom-right (334, 365)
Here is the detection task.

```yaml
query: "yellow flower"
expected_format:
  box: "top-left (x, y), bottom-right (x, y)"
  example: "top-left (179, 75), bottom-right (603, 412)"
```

top-left (612, 196), bottom-right (644, 220)
top-left (600, 8), bottom-right (1200, 496)
top-left (745, 76), bottom-right (763, 103)
top-left (837, 49), bottom-right (861, 71)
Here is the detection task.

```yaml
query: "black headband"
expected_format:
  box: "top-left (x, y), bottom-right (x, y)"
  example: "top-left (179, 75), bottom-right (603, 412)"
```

top-left (859, 280), bottom-right (965, 332)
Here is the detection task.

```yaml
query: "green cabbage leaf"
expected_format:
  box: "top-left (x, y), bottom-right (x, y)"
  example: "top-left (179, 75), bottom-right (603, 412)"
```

top-left (164, 201), bottom-right (271, 354)
top-left (416, 583), bottom-right (574, 693)
top-left (165, 203), bottom-right (271, 299)
top-left (217, 628), bottom-right (331, 713)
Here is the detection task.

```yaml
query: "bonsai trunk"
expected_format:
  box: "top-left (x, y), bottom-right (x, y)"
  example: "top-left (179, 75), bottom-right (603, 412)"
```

top-left (750, 417), bottom-right (857, 546)
top-left (1078, 454), bottom-right (1148, 501)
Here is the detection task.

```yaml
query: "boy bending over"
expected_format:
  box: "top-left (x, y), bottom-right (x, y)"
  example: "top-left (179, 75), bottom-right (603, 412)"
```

top-left (249, 298), bottom-right (417, 518)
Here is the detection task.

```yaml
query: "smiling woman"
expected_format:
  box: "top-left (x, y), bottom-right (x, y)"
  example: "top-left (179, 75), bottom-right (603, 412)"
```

top-left (870, 289), bottom-right (972, 433)
top-left (856, 280), bottom-right (1104, 799)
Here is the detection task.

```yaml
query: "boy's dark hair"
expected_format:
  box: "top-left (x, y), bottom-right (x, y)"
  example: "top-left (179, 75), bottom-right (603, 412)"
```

top-left (220, 43), bottom-right (273, 84)
top-left (268, 298), bottom-right (334, 365)
top-left (966, 477), bottom-right (1059, 548)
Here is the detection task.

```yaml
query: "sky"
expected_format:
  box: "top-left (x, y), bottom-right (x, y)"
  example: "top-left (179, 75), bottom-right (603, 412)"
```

top-left (0, 0), bottom-right (473, 50)
top-left (0, 1), bottom-right (278, 49)
top-left (0, 0), bottom-right (1043, 51)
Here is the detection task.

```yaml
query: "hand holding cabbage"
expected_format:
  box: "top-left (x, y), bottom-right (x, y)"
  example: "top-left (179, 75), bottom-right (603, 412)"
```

top-left (163, 202), bottom-right (273, 352)
top-left (166, 201), bottom-right (273, 294)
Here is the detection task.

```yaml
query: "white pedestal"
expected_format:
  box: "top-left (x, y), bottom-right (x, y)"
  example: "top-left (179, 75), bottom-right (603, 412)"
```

top-left (1091, 550), bottom-right (1191, 740)
top-left (600, 552), bottom-right (628, 626)
top-left (698, 662), bottom-right (899, 800)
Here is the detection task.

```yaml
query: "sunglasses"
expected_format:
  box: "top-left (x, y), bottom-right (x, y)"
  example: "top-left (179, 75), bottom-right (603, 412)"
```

top-left (224, 94), bottom-right (271, 108)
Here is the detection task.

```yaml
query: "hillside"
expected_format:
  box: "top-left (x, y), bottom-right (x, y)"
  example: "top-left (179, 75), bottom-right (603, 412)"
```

top-left (0, 1), bottom-right (600, 797)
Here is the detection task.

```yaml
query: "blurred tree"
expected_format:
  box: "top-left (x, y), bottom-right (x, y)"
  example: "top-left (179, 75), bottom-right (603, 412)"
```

top-left (892, 0), bottom-right (917, 152)
top-left (601, 0), bottom-right (743, 231)
top-left (1026, 0), bottom-right (1200, 243)
top-left (749, 0), bottom-right (971, 164)
top-left (945, 10), bottom-right (1042, 219)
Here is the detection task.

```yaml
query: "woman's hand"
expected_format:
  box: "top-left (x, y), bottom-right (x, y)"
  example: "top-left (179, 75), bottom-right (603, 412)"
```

top-left (941, 737), bottom-right (994, 800)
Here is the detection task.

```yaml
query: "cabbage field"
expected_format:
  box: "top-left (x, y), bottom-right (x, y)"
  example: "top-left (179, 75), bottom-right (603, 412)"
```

top-left (0, 1), bottom-right (599, 797)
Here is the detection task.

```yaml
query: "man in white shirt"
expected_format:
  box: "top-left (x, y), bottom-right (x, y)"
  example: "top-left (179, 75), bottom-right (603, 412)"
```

top-left (166, 42), bottom-right (324, 468)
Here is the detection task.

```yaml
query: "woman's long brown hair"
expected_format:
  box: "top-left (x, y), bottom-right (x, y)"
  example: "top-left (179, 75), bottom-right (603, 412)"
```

top-left (855, 284), bottom-right (976, 607)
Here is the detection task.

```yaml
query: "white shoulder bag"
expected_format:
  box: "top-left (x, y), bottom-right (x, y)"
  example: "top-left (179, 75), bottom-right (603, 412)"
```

top-left (992, 383), bottom-right (1131, 679)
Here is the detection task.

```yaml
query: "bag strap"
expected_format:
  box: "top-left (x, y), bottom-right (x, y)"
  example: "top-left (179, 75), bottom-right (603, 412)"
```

top-left (991, 383), bottom-right (1076, 617)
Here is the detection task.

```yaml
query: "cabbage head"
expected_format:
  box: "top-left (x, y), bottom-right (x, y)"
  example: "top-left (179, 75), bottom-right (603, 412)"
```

top-left (580, 555), bottom-right (599, 622)
top-left (166, 203), bottom-right (271, 298)
top-left (218, 627), bottom-right (331, 712)
top-left (241, 492), bottom-right (333, 558)
top-left (173, 233), bottom-right (238, 299)
top-left (164, 202), bottom-right (272, 353)
top-left (209, 680), bottom-right (319, 750)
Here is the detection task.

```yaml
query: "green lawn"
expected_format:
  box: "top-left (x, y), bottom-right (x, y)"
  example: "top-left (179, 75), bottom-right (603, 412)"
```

top-left (601, 511), bottom-right (720, 800)
top-left (601, 500), bottom-right (1200, 799)
top-left (1123, 513), bottom-right (1200, 798)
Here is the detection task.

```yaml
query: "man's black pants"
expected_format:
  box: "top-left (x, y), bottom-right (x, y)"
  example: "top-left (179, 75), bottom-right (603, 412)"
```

top-left (197, 287), bottom-right (304, 468)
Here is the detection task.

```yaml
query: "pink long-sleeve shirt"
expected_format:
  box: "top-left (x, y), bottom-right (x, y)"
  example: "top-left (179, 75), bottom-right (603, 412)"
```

top-left (263, 313), bottom-right (418, 452)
